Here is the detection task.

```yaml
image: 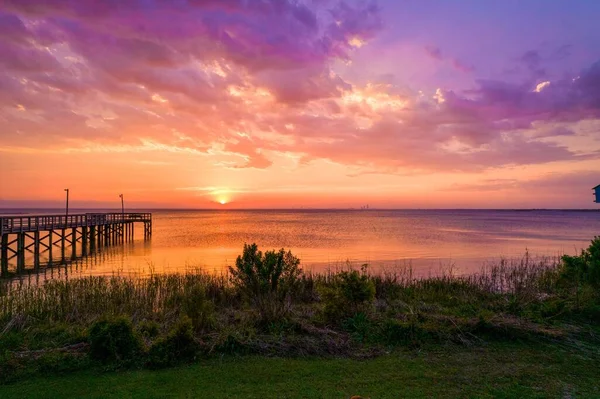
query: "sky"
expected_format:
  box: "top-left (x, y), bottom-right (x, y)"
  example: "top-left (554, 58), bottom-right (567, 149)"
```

top-left (0, 0), bottom-right (599, 209)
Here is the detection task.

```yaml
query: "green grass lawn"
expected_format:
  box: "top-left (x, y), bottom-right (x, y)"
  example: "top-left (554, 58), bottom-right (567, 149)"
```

top-left (1, 342), bottom-right (598, 399)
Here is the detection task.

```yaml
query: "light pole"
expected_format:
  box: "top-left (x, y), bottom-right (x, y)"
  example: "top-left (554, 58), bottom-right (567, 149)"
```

top-left (119, 194), bottom-right (124, 216)
top-left (64, 188), bottom-right (69, 221)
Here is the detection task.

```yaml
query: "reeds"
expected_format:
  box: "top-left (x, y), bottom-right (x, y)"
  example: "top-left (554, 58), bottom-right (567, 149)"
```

top-left (0, 254), bottom-right (563, 326)
top-left (0, 271), bottom-right (232, 325)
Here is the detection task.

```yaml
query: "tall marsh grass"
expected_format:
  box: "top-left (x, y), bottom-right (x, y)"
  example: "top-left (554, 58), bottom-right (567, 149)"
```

top-left (0, 253), bottom-right (563, 326)
top-left (1, 243), bottom-right (600, 381)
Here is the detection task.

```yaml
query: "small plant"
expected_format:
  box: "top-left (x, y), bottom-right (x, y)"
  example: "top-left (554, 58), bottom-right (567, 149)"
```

top-left (88, 316), bottom-right (142, 363)
top-left (147, 316), bottom-right (198, 368)
top-left (343, 312), bottom-right (372, 343)
top-left (137, 320), bottom-right (160, 338)
top-left (229, 243), bottom-right (302, 323)
top-left (180, 285), bottom-right (215, 332)
top-left (320, 265), bottom-right (376, 321)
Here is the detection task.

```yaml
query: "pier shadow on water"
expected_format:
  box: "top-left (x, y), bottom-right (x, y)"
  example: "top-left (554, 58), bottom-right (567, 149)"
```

top-left (1, 240), bottom-right (153, 282)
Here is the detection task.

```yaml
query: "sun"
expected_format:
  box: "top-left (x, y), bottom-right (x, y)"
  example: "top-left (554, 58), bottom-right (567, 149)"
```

top-left (219, 199), bottom-right (227, 205)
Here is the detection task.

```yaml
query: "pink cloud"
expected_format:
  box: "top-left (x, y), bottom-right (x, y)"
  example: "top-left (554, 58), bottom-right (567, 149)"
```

top-left (0, 0), bottom-right (598, 178)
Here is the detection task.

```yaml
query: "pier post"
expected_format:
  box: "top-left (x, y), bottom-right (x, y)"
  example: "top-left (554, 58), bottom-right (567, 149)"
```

top-left (144, 222), bottom-right (151, 240)
top-left (90, 226), bottom-right (96, 252)
top-left (48, 230), bottom-right (53, 262)
top-left (71, 228), bottom-right (77, 259)
top-left (61, 229), bottom-right (66, 260)
top-left (17, 233), bottom-right (25, 272)
top-left (1, 234), bottom-right (8, 276)
top-left (82, 226), bottom-right (88, 255)
top-left (34, 231), bottom-right (40, 269)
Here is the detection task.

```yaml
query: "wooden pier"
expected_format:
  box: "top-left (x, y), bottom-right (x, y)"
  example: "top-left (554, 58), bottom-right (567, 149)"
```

top-left (0, 213), bottom-right (152, 276)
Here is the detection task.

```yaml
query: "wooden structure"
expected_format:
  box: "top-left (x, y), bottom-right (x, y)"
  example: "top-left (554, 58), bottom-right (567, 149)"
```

top-left (594, 185), bottom-right (600, 203)
top-left (0, 213), bottom-right (151, 276)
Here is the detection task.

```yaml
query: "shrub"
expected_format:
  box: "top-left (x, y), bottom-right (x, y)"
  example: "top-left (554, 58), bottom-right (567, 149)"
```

top-left (320, 266), bottom-right (376, 321)
top-left (212, 332), bottom-right (248, 355)
top-left (343, 312), bottom-right (372, 343)
top-left (382, 319), bottom-right (429, 347)
top-left (137, 320), bottom-right (160, 338)
top-left (147, 316), bottom-right (198, 368)
top-left (181, 285), bottom-right (215, 332)
top-left (88, 316), bottom-right (142, 363)
top-left (560, 237), bottom-right (600, 287)
top-left (229, 243), bottom-right (303, 322)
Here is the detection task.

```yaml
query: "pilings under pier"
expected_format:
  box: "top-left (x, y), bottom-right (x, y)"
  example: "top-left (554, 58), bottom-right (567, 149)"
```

top-left (0, 212), bottom-right (152, 276)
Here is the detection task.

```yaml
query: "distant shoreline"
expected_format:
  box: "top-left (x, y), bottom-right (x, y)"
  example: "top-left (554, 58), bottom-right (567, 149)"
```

top-left (1, 208), bottom-right (600, 215)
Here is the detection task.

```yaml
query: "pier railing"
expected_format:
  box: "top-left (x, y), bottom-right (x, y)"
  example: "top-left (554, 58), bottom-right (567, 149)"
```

top-left (0, 213), bottom-right (152, 235)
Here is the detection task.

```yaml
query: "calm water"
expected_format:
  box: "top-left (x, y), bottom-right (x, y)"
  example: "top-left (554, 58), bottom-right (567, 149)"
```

top-left (3, 209), bottom-right (600, 278)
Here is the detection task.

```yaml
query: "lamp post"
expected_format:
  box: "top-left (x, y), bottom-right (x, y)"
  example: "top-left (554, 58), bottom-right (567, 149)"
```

top-left (119, 194), bottom-right (124, 216)
top-left (64, 188), bottom-right (69, 222)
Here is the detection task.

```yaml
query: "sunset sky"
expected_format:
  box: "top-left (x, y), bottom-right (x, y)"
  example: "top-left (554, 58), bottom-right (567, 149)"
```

top-left (1, 0), bottom-right (599, 209)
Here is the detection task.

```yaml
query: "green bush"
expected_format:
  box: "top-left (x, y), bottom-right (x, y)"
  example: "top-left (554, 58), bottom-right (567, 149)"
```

top-left (212, 332), bottom-right (248, 355)
top-left (147, 316), bottom-right (198, 368)
top-left (229, 243), bottom-right (303, 322)
top-left (343, 312), bottom-right (372, 343)
top-left (88, 317), bottom-right (142, 363)
top-left (137, 320), bottom-right (160, 338)
top-left (560, 237), bottom-right (600, 287)
top-left (382, 319), bottom-right (428, 346)
top-left (320, 266), bottom-right (376, 321)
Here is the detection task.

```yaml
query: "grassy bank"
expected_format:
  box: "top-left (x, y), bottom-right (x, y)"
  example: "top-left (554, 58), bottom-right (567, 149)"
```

top-left (1, 342), bottom-right (599, 398)
top-left (0, 240), bottom-right (599, 390)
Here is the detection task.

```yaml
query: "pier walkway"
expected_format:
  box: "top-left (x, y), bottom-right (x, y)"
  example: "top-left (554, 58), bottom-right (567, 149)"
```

top-left (0, 213), bottom-right (152, 276)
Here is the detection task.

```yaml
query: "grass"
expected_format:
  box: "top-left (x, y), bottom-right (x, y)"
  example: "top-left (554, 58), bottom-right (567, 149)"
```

top-left (0, 240), bottom-right (599, 394)
top-left (0, 342), bottom-right (598, 398)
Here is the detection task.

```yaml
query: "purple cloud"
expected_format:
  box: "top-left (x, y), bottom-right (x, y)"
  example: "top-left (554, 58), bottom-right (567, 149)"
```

top-left (0, 0), bottom-right (598, 176)
top-left (424, 45), bottom-right (474, 73)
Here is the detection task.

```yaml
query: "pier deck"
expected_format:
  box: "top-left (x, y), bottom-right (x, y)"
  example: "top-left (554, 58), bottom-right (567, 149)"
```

top-left (0, 213), bottom-right (152, 276)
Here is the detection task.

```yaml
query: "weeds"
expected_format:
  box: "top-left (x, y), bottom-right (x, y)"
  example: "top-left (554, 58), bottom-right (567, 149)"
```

top-left (0, 241), bottom-right (599, 382)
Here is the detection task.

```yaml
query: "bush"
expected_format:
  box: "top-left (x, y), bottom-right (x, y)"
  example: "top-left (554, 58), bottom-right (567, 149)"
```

top-left (343, 312), bottom-right (372, 343)
top-left (147, 316), bottom-right (199, 368)
top-left (88, 317), bottom-right (142, 363)
top-left (560, 237), bottom-right (600, 287)
top-left (229, 243), bottom-right (303, 322)
top-left (320, 266), bottom-right (376, 321)
top-left (137, 320), bottom-right (160, 338)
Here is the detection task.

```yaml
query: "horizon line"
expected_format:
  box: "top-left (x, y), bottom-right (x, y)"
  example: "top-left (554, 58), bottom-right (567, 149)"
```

top-left (1, 207), bottom-right (599, 212)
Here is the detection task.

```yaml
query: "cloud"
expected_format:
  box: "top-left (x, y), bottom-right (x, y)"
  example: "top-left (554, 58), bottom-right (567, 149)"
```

top-left (519, 49), bottom-right (546, 78)
top-left (424, 45), bottom-right (474, 73)
top-left (447, 170), bottom-right (600, 202)
top-left (0, 0), bottom-right (599, 179)
top-left (424, 45), bottom-right (443, 61)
